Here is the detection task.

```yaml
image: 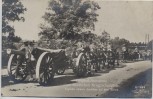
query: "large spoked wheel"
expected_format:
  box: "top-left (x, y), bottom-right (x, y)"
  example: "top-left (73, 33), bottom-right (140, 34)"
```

top-left (36, 52), bottom-right (55, 86)
top-left (7, 54), bottom-right (28, 83)
top-left (74, 53), bottom-right (87, 77)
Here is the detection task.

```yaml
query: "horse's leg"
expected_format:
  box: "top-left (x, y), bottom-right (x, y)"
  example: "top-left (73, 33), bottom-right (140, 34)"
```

top-left (87, 61), bottom-right (92, 75)
top-left (117, 58), bottom-right (119, 65)
top-left (113, 58), bottom-right (115, 68)
top-left (97, 59), bottom-right (101, 71)
top-left (107, 59), bottom-right (110, 69)
top-left (94, 60), bottom-right (98, 72)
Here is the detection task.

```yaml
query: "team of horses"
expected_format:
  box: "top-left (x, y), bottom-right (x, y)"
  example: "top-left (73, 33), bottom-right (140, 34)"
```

top-left (72, 47), bottom-right (120, 74)
top-left (73, 46), bottom-right (144, 74)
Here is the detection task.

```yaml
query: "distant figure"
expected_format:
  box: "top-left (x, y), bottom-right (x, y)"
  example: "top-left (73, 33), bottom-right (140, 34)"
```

top-left (147, 50), bottom-right (152, 61)
top-left (89, 43), bottom-right (95, 52)
top-left (107, 43), bottom-right (112, 51)
top-left (76, 41), bottom-right (84, 51)
top-left (72, 45), bottom-right (78, 58)
top-left (122, 44), bottom-right (127, 62)
top-left (133, 47), bottom-right (139, 61)
top-left (142, 50), bottom-right (147, 60)
top-left (134, 47), bottom-right (138, 53)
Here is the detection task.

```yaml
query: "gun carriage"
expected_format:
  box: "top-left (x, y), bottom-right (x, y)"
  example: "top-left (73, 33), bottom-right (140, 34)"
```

top-left (7, 47), bottom-right (88, 85)
top-left (7, 48), bottom-right (30, 82)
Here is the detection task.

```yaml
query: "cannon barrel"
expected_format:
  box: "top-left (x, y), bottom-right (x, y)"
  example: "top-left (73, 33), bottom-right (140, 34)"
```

top-left (37, 47), bottom-right (65, 53)
top-left (7, 49), bottom-right (25, 55)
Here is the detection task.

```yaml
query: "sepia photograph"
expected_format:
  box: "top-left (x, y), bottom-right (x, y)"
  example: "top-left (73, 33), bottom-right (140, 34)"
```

top-left (1, 0), bottom-right (153, 98)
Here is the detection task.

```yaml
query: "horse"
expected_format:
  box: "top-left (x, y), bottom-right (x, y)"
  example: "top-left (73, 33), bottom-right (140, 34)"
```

top-left (85, 51), bottom-right (98, 72)
top-left (106, 48), bottom-right (120, 68)
top-left (97, 50), bottom-right (107, 69)
top-left (106, 51), bottom-right (115, 68)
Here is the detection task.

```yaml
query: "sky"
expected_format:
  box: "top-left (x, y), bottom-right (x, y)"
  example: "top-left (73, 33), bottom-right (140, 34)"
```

top-left (11, 0), bottom-right (153, 42)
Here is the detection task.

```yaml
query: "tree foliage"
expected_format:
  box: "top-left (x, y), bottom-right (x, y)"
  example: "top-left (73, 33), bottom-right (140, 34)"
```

top-left (2, 0), bottom-right (25, 50)
top-left (39, 0), bottom-right (100, 40)
top-left (100, 31), bottom-right (110, 43)
top-left (147, 40), bottom-right (153, 50)
top-left (80, 31), bottom-right (96, 42)
top-left (2, 0), bottom-right (26, 34)
top-left (110, 37), bottom-right (130, 49)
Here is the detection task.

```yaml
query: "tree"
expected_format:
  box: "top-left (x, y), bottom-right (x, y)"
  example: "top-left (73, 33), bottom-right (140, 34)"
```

top-left (110, 37), bottom-right (130, 49)
top-left (80, 31), bottom-right (96, 42)
top-left (39, 0), bottom-right (100, 40)
top-left (100, 30), bottom-right (110, 48)
top-left (12, 36), bottom-right (22, 42)
top-left (110, 37), bottom-right (120, 49)
top-left (2, 0), bottom-right (26, 50)
top-left (100, 31), bottom-right (110, 43)
top-left (147, 40), bottom-right (153, 50)
top-left (118, 38), bottom-right (130, 47)
top-left (2, 0), bottom-right (26, 34)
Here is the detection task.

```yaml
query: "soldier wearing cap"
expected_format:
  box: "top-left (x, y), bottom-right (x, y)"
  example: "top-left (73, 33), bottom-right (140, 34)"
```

top-left (19, 40), bottom-right (35, 81)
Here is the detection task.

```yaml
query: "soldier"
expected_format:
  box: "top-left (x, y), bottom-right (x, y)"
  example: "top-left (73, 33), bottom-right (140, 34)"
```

top-left (122, 44), bottom-right (127, 62)
top-left (72, 44), bottom-right (78, 58)
top-left (107, 43), bottom-right (112, 51)
top-left (133, 46), bottom-right (139, 61)
top-left (19, 41), bottom-right (35, 81)
top-left (28, 41), bottom-right (35, 61)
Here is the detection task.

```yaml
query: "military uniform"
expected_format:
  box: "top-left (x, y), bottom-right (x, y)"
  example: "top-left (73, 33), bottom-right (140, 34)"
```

top-left (19, 41), bottom-right (35, 81)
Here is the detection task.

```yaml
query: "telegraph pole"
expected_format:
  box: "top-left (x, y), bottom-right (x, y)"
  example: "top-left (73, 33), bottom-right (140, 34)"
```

top-left (145, 34), bottom-right (146, 45)
top-left (145, 34), bottom-right (147, 50)
top-left (148, 34), bottom-right (149, 44)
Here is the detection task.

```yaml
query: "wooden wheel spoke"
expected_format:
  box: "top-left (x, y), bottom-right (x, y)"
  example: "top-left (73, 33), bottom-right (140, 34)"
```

top-left (44, 72), bottom-right (48, 84)
top-left (40, 72), bottom-right (45, 83)
top-left (11, 66), bottom-right (17, 71)
top-left (40, 67), bottom-right (49, 84)
top-left (46, 72), bottom-right (50, 81)
top-left (12, 71), bottom-right (16, 75)
top-left (45, 55), bottom-right (50, 63)
top-left (48, 58), bottom-right (53, 64)
top-left (12, 62), bottom-right (17, 66)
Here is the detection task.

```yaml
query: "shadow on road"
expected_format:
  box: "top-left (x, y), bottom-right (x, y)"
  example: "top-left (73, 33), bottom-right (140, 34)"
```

top-left (1, 75), bottom-right (38, 87)
top-left (99, 69), bottom-right (152, 98)
top-left (1, 75), bottom-right (11, 87)
top-left (43, 64), bottom-right (126, 86)
top-left (1, 62), bottom-right (128, 87)
top-left (48, 75), bottom-right (77, 86)
top-left (36, 72), bottom-right (103, 87)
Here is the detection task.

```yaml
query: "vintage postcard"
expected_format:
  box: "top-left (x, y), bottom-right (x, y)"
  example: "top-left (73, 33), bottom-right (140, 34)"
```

top-left (1, 0), bottom-right (152, 98)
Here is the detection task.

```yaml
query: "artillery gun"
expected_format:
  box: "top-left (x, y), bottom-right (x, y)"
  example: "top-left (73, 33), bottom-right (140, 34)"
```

top-left (7, 47), bottom-right (88, 86)
top-left (7, 49), bottom-right (29, 82)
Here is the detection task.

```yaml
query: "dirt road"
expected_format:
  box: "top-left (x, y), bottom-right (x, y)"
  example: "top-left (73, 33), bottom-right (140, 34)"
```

top-left (1, 61), bottom-right (152, 97)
